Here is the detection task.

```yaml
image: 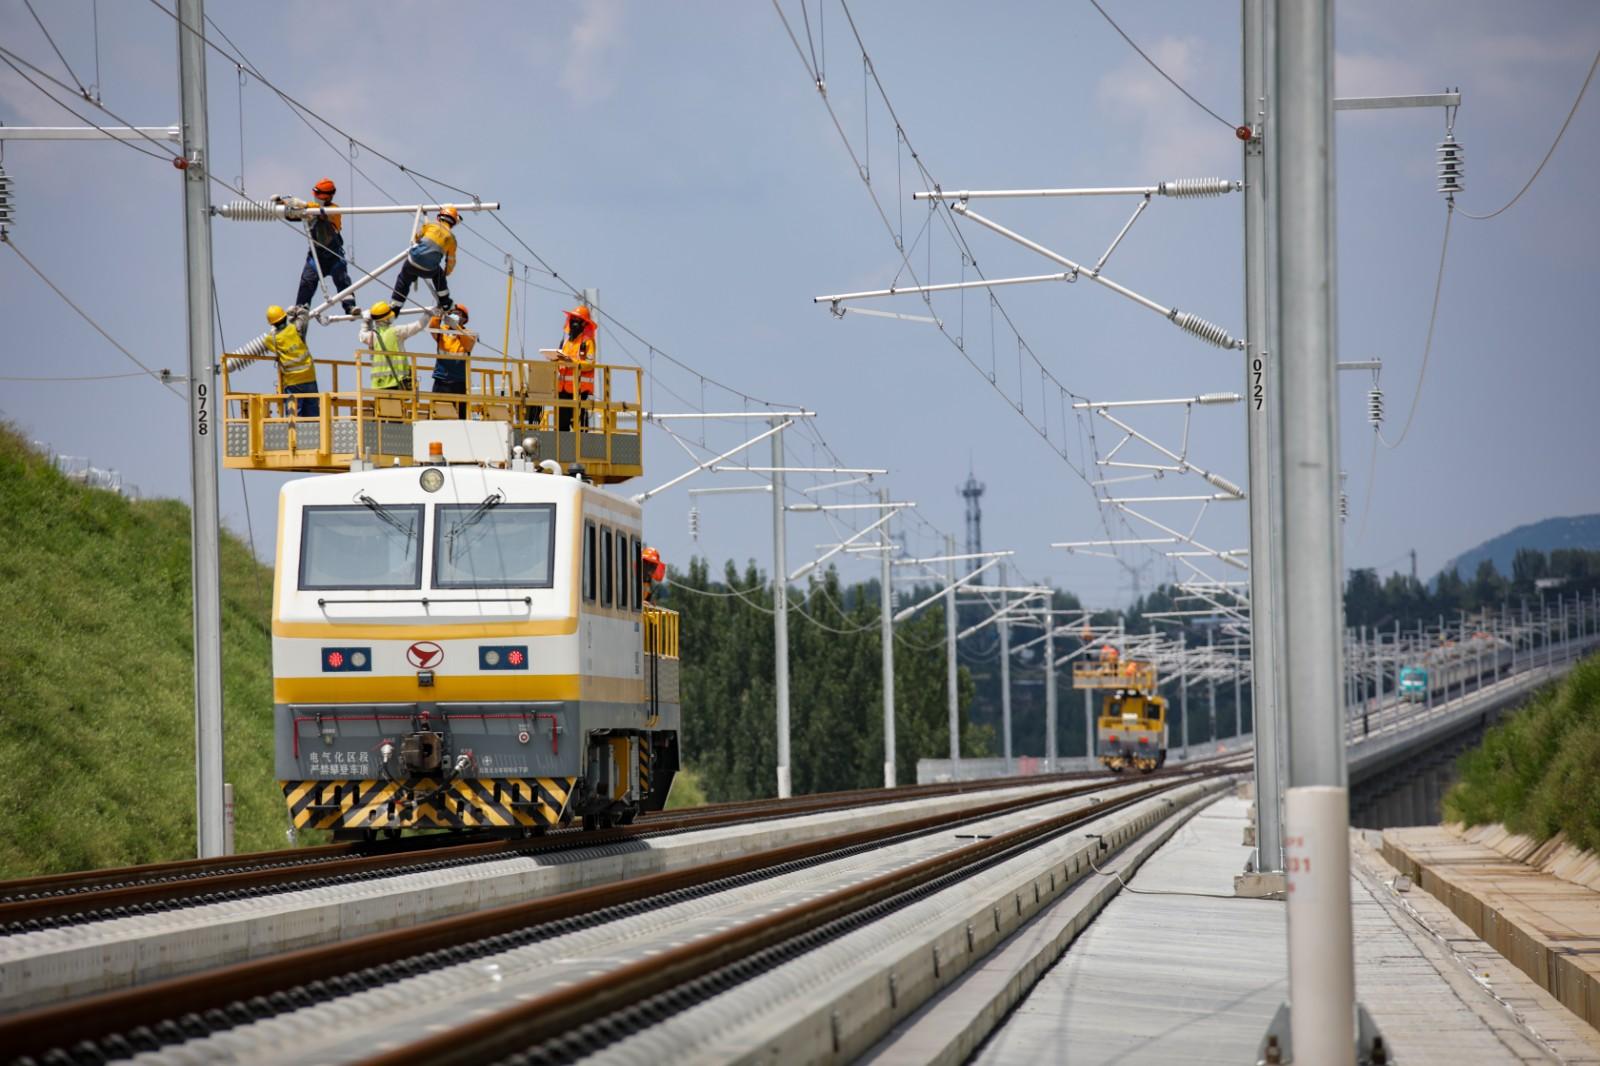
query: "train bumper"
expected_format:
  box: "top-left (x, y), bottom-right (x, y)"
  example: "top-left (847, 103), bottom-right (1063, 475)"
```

top-left (280, 775), bottom-right (575, 831)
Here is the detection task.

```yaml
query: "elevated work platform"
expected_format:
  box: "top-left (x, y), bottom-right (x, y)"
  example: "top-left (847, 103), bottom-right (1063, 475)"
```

top-left (221, 353), bottom-right (643, 483)
top-left (1073, 659), bottom-right (1156, 691)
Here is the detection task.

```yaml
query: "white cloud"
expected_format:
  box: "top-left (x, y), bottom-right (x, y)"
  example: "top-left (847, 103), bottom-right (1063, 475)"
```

top-left (560, 1), bottom-right (623, 107)
top-left (1092, 36), bottom-right (1237, 178)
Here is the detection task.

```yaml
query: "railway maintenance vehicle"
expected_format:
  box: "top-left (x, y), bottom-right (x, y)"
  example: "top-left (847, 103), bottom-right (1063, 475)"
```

top-left (224, 295), bottom-right (680, 839)
top-left (1074, 650), bottom-right (1169, 773)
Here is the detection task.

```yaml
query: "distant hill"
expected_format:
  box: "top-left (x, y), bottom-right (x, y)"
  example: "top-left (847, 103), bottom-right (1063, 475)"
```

top-left (1443, 514), bottom-right (1600, 580)
top-left (0, 425), bottom-right (286, 877)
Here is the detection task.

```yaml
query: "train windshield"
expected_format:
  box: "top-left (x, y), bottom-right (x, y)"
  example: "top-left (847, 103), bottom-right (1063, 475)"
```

top-left (432, 502), bottom-right (557, 589)
top-left (299, 503), bottom-right (424, 590)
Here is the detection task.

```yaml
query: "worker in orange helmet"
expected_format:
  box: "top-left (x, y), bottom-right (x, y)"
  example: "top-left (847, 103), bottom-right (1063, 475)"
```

top-left (391, 205), bottom-right (460, 313)
top-left (1099, 644), bottom-right (1120, 662)
top-left (281, 178), bottom-right (358, 315)
top-left (553, 304), bottom-right (598, 431)
top-left (641, 545), bottom-right (666, 603)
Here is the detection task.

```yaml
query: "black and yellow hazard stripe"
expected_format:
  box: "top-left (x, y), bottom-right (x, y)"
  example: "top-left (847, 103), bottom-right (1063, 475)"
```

top-left (282, 776), bottom-right (575, 830)
top-left (639, 740), bottom-right (653, 804)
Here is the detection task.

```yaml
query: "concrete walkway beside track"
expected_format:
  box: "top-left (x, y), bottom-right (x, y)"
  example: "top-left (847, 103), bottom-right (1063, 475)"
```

top-left (958, 797), bottom-right (1600, 1066)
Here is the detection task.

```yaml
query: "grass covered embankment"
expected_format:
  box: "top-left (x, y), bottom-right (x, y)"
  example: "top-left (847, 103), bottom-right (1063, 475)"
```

top-left (0, 426), bottom-right (286, 877)
top-left (1444, 652), bottom-right (1600, 852)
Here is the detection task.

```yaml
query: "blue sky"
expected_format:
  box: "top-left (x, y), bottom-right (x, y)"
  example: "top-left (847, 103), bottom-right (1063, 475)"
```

top-left (1, 1), bottom-right (1596, 606)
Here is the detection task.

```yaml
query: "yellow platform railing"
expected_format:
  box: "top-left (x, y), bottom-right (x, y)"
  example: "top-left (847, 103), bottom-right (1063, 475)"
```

top-left (643, 604), bottom-right (680, 660)
top-left (221, 350), bottom-right (643, 483)
top-left (1073, 659), bottom-right (1157, 692)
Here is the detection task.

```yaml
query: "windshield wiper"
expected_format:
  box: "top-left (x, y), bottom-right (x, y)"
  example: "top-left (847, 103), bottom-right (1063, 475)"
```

top-left (447, 490), bottom-right (504, 562)
top-left (357, 492), bottom-right (415, 545)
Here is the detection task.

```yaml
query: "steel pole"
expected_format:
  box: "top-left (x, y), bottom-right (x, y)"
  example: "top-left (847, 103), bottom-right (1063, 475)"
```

top-left (945, 535), bottom-right (961, 768)
top-left (1394, 619), bottom-right (1402, 694)
top-left (1208, 626), bottom-right (1218, 745)
top-left (770, 420), bottom-right (791, 798)
top-left (998, 561), bottom-right (1013, 774)
top-left (178, 0), bottom-right (226, 860)
top-left (1276, 0), bottom-right (1355, 1056)
top-left (1044, 613), bottom-right (1058, 772)
top-left (1084, 687), bottom-right (1094, 766)
top-left (1233, 651), bottom-right (1243, 737)
top-left (1243, 0), bottom-right (1284, 873)
top-left (1179, 632), bottom-right (1189, 758)
top-left (880, 489), bottom-right (897, 788)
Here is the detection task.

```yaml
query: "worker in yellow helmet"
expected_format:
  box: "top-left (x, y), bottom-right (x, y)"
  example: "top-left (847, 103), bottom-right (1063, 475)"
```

top-left (553, 304), bottom-right (598, 431)
top-left (360, 301), bottom-right (426, 390)
top-left (428, 304), bottom-right (475, 413)
top-left (390, 205), bottom-right (460, 313)
top-left (263, 304), bottom-right (319, 415)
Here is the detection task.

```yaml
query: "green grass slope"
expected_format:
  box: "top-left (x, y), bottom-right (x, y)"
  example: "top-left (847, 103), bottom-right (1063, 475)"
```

top-left (1444, 652), bottom-right (1600, 853)
top-left (0, 426), bottom-right (287, 877)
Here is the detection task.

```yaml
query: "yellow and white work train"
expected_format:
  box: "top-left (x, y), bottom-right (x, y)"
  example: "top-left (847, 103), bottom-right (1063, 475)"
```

top-left (272, 428), bottom-right (680, 837)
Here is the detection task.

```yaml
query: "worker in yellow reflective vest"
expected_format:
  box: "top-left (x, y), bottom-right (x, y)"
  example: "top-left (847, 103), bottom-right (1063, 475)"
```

top-left (390, 205), bottom-right (459, 313)
top-left (264, 304), bottom-right (319, 415)
top-left (360, 301), bottom-right (426, 390)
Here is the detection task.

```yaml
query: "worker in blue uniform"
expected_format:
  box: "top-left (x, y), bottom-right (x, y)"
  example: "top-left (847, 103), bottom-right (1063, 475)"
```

top-left (282, 178), bottom-right (357, 315)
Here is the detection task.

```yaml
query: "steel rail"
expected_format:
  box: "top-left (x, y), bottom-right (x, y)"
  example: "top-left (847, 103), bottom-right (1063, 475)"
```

top-left (0, 773), bottom-right (1208, 1063)
top-left (362, 774), bottom-right (1224, 1066)
top-left (0, 765), bottom-right (1135, 929)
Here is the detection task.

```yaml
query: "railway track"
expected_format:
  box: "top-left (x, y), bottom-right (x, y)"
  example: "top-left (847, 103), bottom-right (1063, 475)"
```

top-left (0, 763), bottom-right (1187, 932)
top-left (0, 771), bottom-right (1239, 1065)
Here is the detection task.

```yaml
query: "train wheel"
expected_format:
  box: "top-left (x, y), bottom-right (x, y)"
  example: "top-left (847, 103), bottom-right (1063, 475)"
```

top-left (616, 807), bottom-right (638, 826)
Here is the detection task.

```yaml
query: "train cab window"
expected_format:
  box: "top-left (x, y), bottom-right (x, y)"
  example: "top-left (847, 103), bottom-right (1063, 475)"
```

top-left (630, 535), bottom-right (642, 611)
top-left (600, 526), bottom-right (614, 607)
top-left (583, 521), bottom-right (597, 603)
top-left (432, 503), bottom-right (556, 589)
top-left (299, 504), bottom-right (424, 590)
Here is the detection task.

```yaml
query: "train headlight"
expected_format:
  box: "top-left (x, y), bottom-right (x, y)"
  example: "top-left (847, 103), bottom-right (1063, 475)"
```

top-left (419, 467), bottom-right (445, 493)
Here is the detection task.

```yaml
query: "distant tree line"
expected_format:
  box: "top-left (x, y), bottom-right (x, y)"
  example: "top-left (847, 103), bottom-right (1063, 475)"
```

top-left (1343, 547), bottom-right (1600, 631)
top-left (659, 559), bottom-right (991, 801)
top-left (660, 547), bottom-right (1599, 801)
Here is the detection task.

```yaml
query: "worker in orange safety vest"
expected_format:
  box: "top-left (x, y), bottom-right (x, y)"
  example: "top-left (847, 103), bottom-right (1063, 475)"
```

top-left (641, 545), bottom-right (666, 603)
top-left (553, 304), bottom-right (598, 431)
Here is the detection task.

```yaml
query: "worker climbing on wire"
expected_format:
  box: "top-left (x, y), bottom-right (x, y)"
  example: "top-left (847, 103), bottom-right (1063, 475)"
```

top-left (429, 304), bottom-right (474, 412)
top-left (360, 300), bottom-right (426, 391)
top-left (280, 178), bottom-right (358, 316)
top-left (552, 303), bottom-right (598, 431)
top-left (264, 304), bottom-right (319, 415)
top-left (641, 545), bottom-right (666, 603)
top-left (390, 205), bottom-right (459, 314)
